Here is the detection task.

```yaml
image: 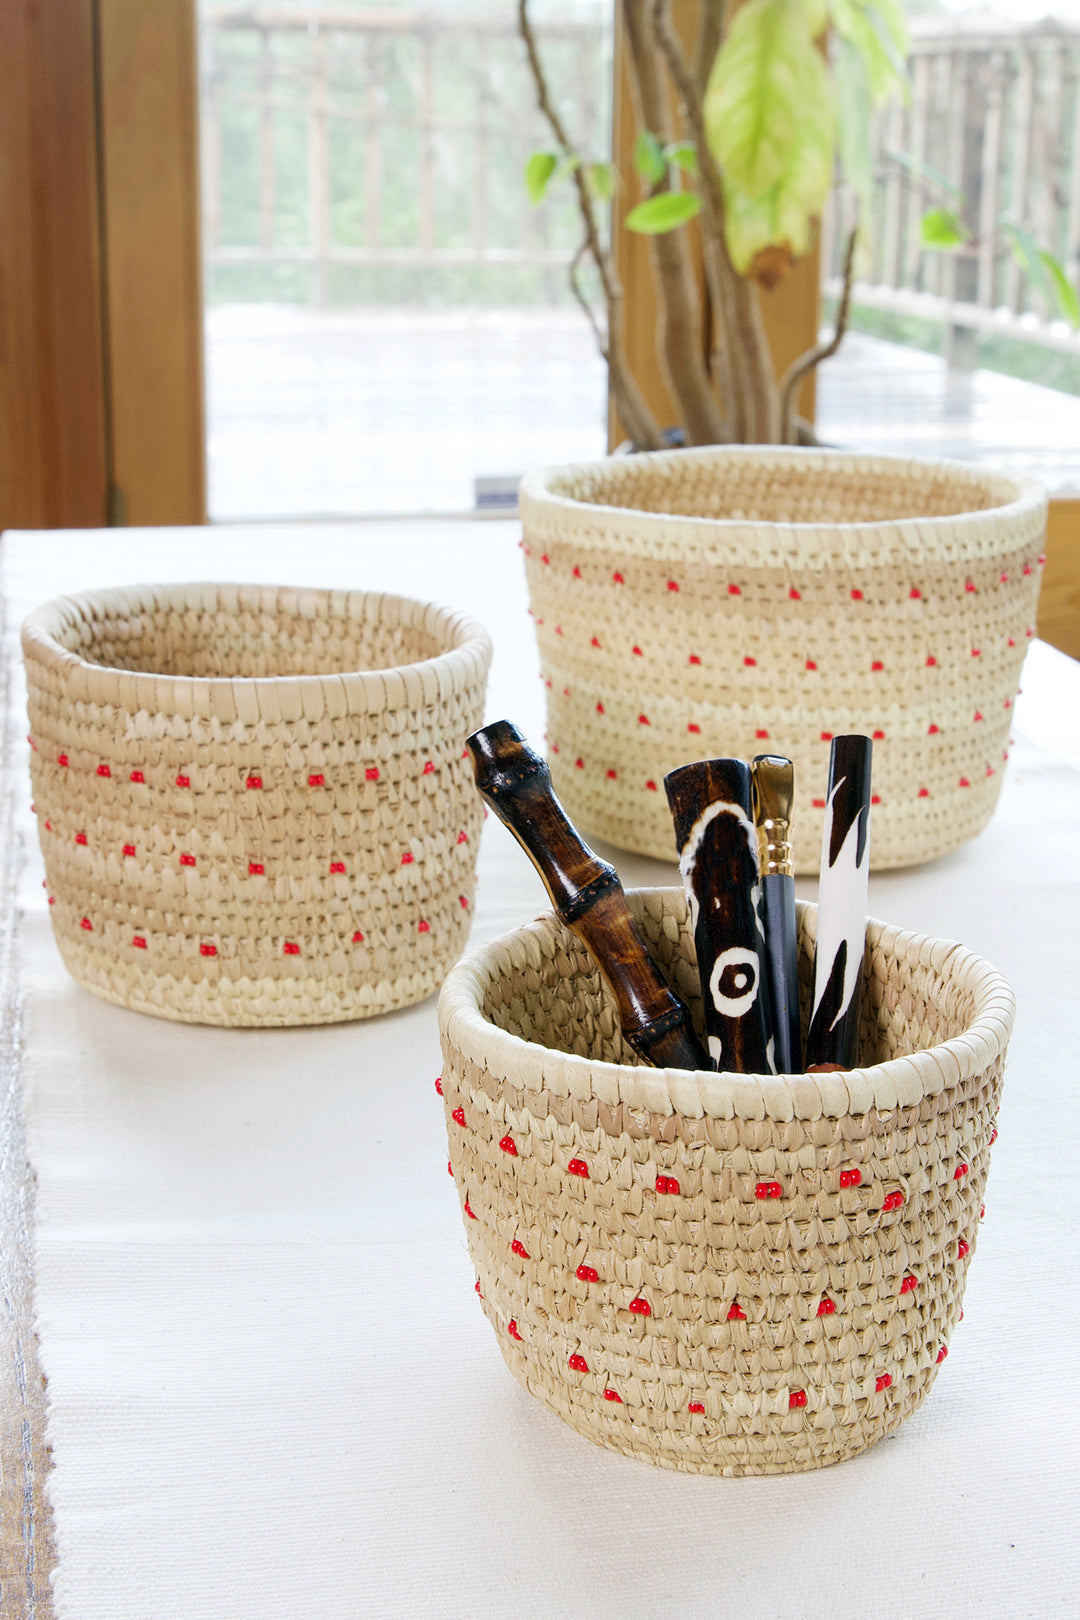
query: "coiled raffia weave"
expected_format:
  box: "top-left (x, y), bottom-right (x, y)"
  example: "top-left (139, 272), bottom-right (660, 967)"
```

top-left (437, 888), bottom-right (1013, 1475)
top-left (519, 447), bottom-right (1047, 870)
top-left (23, 583), bottom-right (492, 1026)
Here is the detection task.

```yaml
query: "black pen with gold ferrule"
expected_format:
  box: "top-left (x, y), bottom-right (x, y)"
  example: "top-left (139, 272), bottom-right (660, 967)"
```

top-left (751, 755), bottom-right (802, 1075)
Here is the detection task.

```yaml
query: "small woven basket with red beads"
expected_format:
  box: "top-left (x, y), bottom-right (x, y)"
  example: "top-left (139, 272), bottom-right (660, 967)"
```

top-left (437, 888), bottom-right (1013, 1476)
top-left (519, 447), bottom-right (1047, 871)
top-left (23, 582), bottom-right (491, 1026)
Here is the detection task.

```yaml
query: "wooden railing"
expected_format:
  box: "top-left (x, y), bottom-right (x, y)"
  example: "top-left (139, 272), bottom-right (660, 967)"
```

top-left (823, 15), bottom-right (1080, 357)
top-left (199, 4), bottom-right (609, 300)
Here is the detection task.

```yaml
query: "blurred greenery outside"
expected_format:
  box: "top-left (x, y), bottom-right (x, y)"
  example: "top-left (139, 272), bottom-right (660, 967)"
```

top-left (201, 0), bottom-right (1077, 394)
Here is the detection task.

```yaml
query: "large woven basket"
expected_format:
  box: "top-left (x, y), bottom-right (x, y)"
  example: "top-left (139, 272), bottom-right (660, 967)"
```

top-left (519, 447), bottom-right (1047, 870)
top-left (437, 888), bottom-right (1013, 1476)
top-left (23, 583), bottom-right (492, 1026)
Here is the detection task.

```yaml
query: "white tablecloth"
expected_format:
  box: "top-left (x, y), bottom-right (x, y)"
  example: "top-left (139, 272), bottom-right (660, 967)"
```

top-left (5, 522), bottom-right (1079, 1620)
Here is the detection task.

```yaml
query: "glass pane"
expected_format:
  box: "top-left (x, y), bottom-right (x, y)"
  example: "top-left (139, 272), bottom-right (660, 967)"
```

top-left (198, 0), bottom-right (611, 519)
top-left (816, 0), bottom-right (1080, 496)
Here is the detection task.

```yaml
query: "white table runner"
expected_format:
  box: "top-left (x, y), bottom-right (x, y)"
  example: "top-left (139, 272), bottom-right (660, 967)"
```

top-left (6, 522), bottom-right (1079, 1619)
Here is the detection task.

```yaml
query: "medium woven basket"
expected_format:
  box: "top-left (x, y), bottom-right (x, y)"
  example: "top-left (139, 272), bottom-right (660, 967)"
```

top-left (23, 583), bottom-right (492, 1026)
top-left (519, 447), bottom-right (1047, 870)
top-left (437, 888), bottom-right (1013, 1476)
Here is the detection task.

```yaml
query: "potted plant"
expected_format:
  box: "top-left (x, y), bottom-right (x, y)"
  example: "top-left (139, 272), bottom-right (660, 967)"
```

top-left (514, 0), bottom-right (1050, 870)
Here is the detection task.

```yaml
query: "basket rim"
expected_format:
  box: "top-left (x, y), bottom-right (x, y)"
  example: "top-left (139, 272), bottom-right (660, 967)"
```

top-left (438, 887), bottom-right (1015, 1123)
top-left (519, 445), bottom-right (1046, 542)
top-left (21, 581), bottom-right (493, 722)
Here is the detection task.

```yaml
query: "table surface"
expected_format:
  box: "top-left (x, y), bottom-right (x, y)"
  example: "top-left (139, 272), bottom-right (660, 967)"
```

top-left (2, 519), bottom-right (1078, 1620)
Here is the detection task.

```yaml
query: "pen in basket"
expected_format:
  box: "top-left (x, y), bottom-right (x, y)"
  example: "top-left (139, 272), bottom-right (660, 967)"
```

top-left (664, 758), bottom-right (775, 1075)
top-left (805, 734), bottom-right (873, 1073)
top-left (751, 755), bottom-right (802, 1075)
top-left (466, 720), bottom-right (710, 1072)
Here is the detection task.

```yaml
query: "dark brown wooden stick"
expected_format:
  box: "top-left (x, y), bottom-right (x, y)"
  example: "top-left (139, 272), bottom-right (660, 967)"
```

top-left (664, 758), bottom-right (775, 1075)
top-left (467, 721), bottom-right (709, 1071)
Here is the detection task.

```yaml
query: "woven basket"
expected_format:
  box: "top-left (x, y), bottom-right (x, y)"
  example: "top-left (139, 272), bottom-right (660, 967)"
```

top-left (519, 447), bottom-right (1047, 870)
top-left (23, 583), bottom-right (492, 1026)
top-left (437, 888), bottom-right (1013, 1476)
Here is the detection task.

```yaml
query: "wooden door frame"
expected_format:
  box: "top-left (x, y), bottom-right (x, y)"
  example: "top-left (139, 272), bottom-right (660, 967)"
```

top-left (0, 0), bottom-right (205, 532)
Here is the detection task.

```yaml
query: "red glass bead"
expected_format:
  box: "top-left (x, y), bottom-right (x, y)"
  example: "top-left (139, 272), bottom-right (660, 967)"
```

top-left (871, 661), bottom-right (884, 673)
top-left (817, 1297), bottom-right (835, 1316)
top-left (568, 1353), bottom-right (589, 1373)
top-left (875, 1373), bottom-right (892, 1392)
top-left (308, 773), bottom-right (325, 787)
top-left (451, 1107), bottom-right (466, 1128)
top-left (96, 763), bottom-right (111, 777)
top-left (603, 1388), bottom-right (622, 1403)
top-left (688, 1401), bottom-right (705, 1413)
top-left (418, 919), bottom-right (430, 933)
top-left (688, 653), bottom-right (700, 664)
top-left (637, 713), bottom-right (650, 725)
top-left (744, 655), bottom-right (756, 666)
top-left (965, 580), bottom-right (977, 593)
top-left (851, 588), bottom-right (864, 601)
top-left (645, 780), bottom-right (658, 792)
top-left (132, 935), bottom-right (146, 949)
top-left (955, 1162), bottom-right (969, 1179)
top-left (401, 851), bottom-right (415, 865)
top-left (507, 1320), bottom-right (522, 1341)
top-left (365, 767), bottom-right (379, 781)
top-left (435, 1078), bottom-right (443, 1095)
top-left (57, 754), bottom-right (69, 767)
top-left (464, 1199), bottom-right (477, 1220)
top-left (789, 1390), bottom-right (807, 1409)
top-left (727, 1302), bottom-right (747, 1321)
top-left (958, 1239), bottom-right (970, 1258)
top-left (474, 1278), bottom-right (483, 1297)
top-left (576, 1264), bottom-right (598, 1283)
top-left (175, 775), bottom-right (190, 788)
top-left (667, 579), bottom-right (679, 592)
top-left (249, 862), bottom-right (264, 875)
top-left (900, 1274), bottom-right (918, 1293)
top-left (330, 861), bottom-right (346, 874)
top-left (806, 659), bottom-right (817, 670)
top-left (633, 646), bottom-right (644, 657)
top-left (80, 917), bottom-right (92, 930)
top-left (246, 775), bottom-right (262, 789)
top-left (595, 701), bottom-right (605, 715)
top-left (180, 853), bottom-right (196, 867)
top-left (728, 583), bottom-right (741, 596)
top-left (511, 1240), bottom-right (530, 1259)
top-left (499, 1135), bottom-right (517, 1155)
top-left (612, 571), bottom-right (624, 584)
top-left (606, 768), bottom-right (617, 780)
top-left (910, 586), bottom-right (922, 599)
top-left (572, 566), bottom-right (582, 580)
top-left (75, 832), bottom-right (88, 845)
top-left (423, 761), bottom-right (435, 774)
top-left (628, 1297), bottom-right (650, 1316)
top-left (755, 1180), bottom-right (782, 1199)
top-left (568, 1158), bottom-right (589, 1178)
top-left (990, 1125), bottom-right (998, 1145)
top-left (937, 1345), bottom-right (948, 1363)
top-left (789, 587), bottom-right (801, 600)
top-left (839, 1168), bottom-right (862, 1188)
top-left (655, 1174), bottom-right (680, 1195)
top-left (457, 830), bottom-right (468, 844)
top-left (283, 941), bottom-right (300, 956)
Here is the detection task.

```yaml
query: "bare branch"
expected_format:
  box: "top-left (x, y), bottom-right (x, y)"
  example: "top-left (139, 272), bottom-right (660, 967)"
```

top-left (621, 0), bottom-right (726, 445)
top-left (693, 0), bottom-right (726, 99)
top-left (777, 227), bottom-right (858, 444)
top-left (518, 0), bottom-right (663, 449)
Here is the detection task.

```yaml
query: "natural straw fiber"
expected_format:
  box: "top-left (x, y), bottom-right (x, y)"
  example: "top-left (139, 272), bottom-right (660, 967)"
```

top-left (519, 447), bottom-right (1047, 870)
top-left (23, 583), bottom-right (492, 1026)
top-left (437, 888), bottom-right (1013, 1476)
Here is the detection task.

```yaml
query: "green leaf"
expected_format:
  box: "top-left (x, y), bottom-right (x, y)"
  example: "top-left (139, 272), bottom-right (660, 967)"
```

top-left (633, 130), bottom-right (666, 189)
top-left (1038, 249), bottom-right (1080, 327)
top-left (706, 0), bottom-right (832, 199)
top-left (722, 128), bottom-right (833, 273)
top-left (625, 191), bottom-right (703, 234)
top-left (829, 0), bottom-right (908, 105)
top-left (920, 207), bottom-right (969, 248)
top-left (525, 151), bottom-right (558, 205)
top-left (663, 140), bottom-right (699, 176)
top-left (585, 161), bottom-right (615, 201)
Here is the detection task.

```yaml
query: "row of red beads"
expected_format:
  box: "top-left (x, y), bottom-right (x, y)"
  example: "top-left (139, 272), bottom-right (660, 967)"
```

top-left (523, 542), bottom-right (1046, 596)
top-left (547, 747), bottom-right (1009, 798)
top-left (30, 745), bottom-right (456, 788)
